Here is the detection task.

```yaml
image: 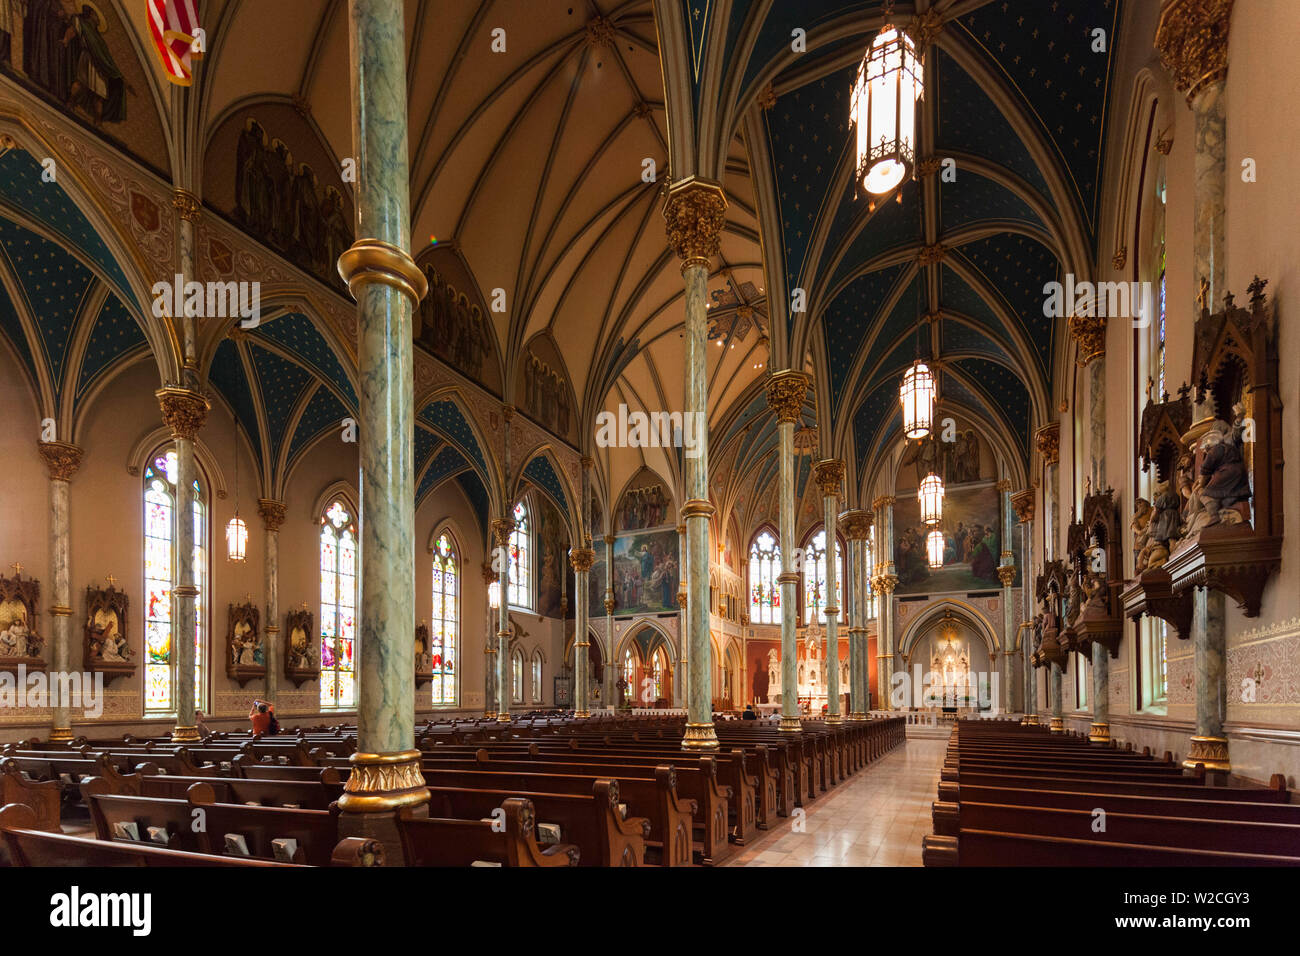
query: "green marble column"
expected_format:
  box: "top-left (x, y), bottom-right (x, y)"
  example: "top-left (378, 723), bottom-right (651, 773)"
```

top-left (872, 495), bottom-right (897, 710)
top-left (335, 0), bottom-right (429, 816)
top-left (1011, 489), bottom-right (1036, 723)
top-left (257, 500), bottom-right (285, 707)
top-left (842, 510), bottom-right (873, 719)
top-left (37, 442), bottom-right (82, 742)
top-left (663, 179), bottom-right (726, 751)
top-left (1049, 663), bottom-right (1065, 733)
top-left (603, 533), bottom-right (616, 707)
top-left (482, 562), bottom-right (498, 719)
top-left (491, 517), bottom-right (512, 721)
top-left (767, 371), bottom-right (806, 733)
top-left (996, 480), bottom-right (1015, 712)
top-left (815, 461), bottom-right (845, 722)
top-left (1157, 0), bottom-right (1233, 774)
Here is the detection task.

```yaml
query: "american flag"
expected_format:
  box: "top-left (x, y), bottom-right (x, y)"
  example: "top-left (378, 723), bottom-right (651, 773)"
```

top-left (146, 0), bottom-right (203, 87)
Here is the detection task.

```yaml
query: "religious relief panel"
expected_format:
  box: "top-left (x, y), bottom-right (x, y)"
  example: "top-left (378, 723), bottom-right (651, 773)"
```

top-left (283, 607), bottom-right (317, 688)
top-left (414, 245), bottom-right (502, 395)
top-left (414, 623), bottom-right (433, 687)
top-left (226, 601), bottom-right (264, 687)
top-left (205, 105), bottom-right (354, 288)
top-left (0, 568), bottom-right (44, 674)
top-left (0, 0), bottom-right (168, 167)
top-left (518, 335), bottom-right (578, 445)
top-left (84, 579), bottom-right (133, 683)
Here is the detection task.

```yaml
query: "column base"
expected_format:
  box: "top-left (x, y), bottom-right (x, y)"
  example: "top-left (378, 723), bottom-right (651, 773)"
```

top-left (778, 715), bottom-right (802, 734)
top-left (47, 727), bottom-right (73, 744)
top-left (1088, 721), bottom-right (1111, 744)
top-left (336, 749), bottom-right (431, 813)
top-left (1020, 714), bottom-right (1039, 726)
top-left (1182, 735), bottom-right (1231, 773)
top-left (847, 712), bottom-right (868, 721)
top-left (483, 710), bottom-right (497, 720)
top-left (824, 713), bottom-right (844, 724)
top-left (496, 713), bottom-right (512, 723)
top-left (681, 721), bottom-right (719, 751)
top-left (172, 725), bottom-right (201, 743)
top-left (1048, 716), bottom-right (1064, 733)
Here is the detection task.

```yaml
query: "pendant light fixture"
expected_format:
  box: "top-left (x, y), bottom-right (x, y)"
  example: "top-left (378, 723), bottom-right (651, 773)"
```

top-left (926, 529), bottom-right (945, 569)
top-left (225, 418), bottom-right (247, 563)
top-left (851, 0), bottom-right (923, 197)
top-left (918, 471), bottom-right (945, 525)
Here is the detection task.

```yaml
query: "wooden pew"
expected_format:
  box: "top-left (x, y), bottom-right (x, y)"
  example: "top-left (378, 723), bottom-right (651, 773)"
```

top-left (0, 759), bottom-right (61, 832)
top-left (396, 799), bottom-right (580, 867)
top-left (922, 828), bottom-right (1300, 867)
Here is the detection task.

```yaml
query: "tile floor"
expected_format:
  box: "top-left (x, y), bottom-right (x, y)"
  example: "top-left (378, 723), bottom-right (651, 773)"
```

top-left (724, 737), bottom-right (947, 867)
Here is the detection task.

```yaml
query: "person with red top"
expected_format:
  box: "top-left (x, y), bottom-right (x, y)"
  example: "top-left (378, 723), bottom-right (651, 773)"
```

top-left (249, 699), bottom-right (277, 736)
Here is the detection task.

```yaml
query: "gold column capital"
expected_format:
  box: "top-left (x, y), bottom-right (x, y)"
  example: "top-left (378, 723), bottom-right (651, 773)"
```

top-left (1010, 489), bottom-right (1036, 523)
top-left (871, 494), bottom-right (896, 511)
top-left (766, 370), bottom-right (808, 424)
top-left (37, 441), bottom-right (83, 481)
top-left (997, 565), bottom-right (1018, 588)
top-left (840, 509), bottom-right (873, 540)
top-left (156, 386), bottom-right (210, 440)
top-left (995, 479), bottom-right (1013, 492)
top-left (814, 459), bottom-right (845, 498)
top-left (662, 177), bottom-right (727, 272)
top-left (871, 573), bottom-right (898, 595)
top-left (1068, 313), bottom-right (1107, 367)
top-left (604, 596), bottom-right (616, 614)
top-left (171, 188), bottom-right (201, 223)
top-left (257, 498), bottom-right (287, 532)
top-left (490, 517), bottom-right (515, 547)
top-left (1034, 422), bottom-right (1061, 466)
top-left (569, 547), bottom-right (596, 573)
top-left (1156, 0), bottom-right (1235, 105)
top-left (337, 238), bottom-right (428, 306)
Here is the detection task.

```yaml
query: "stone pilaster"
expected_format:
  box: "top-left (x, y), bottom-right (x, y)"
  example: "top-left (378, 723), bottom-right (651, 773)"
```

top-left (841, 509), bottom-right (873, 719)
top-left (257, 499), bottom-right (286, 705)
top-left (815, 460), bottom-right (844, 722)
top-left (37, 441), bottom-right (82, 742)
top-left (663, 178), bottom-right (726, 752)
top-left (570, 547), bottom-right (595, 717)
top-left (767, 370), bottom-right (807, 733)
top-left (871, 494), bottom-right (896, 710)
top-left (480, 563), bottom-right (498, 719)
top-left (490, 517), bottom-right (513, 721)
top-left (334, 0), bottom-right (430, 828)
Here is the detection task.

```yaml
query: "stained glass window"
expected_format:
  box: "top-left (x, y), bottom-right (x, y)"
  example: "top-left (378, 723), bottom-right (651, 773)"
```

top-left (531, 651), bottom-right (544, 703)
top-left (511, 648), bottom-right (524, 704)
top-left (429, 531), bottom-right (459, 705)
top-left (748, 531), bottom-right (781, 624)
top-left (320, 499), bottom-right (357, 708)
top-left (623, 646), bottom-right (639, 704)
top-left (802, 529), bottom-right (844, 625)
top-left (508, 500), bottom-right (530, 608)
top-left (143, 450), bottom-right (206, 714)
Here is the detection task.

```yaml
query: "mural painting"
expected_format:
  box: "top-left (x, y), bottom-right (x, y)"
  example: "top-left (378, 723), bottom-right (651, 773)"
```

top-left (611, 529), bottom-right (679, 615)
top-left (893, 481), bottom-right (1020, 594)
top-left (415, 248), bottom-right (501, 393)
top-left (534, 493), bottom-right (570, 620)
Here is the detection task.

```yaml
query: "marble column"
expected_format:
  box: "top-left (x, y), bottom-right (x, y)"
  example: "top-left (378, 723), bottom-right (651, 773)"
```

top-left (767, 371), bottom-right (806, 733)
top-left (1090, 643), bottom-right (1111, 744)
top-left (996, 480), bottom-right (1016, 713)
top-left (157, 388), bottom-right (209, 743)
top-left (676, 523), bottom-right (688, 709)
top-left (170, 189), bottom-right (201, 383)
top-left (1157, 0), bottom-right (1233, 774)
top-left (1035, 425), bottom-right (1060, 562)
top-left (571, 546), bottom-right (595, 717)
top-left (491, 517), bottom-right (512, 721)
top-left (1050, 663), bottom-right (1065, 733)
top-left (481, 563), bottom-right (498, 718)
top-left (815, 460), bottom-right (845, 722)
top-left (663, 178), bottom-right (726, 751)
top-left (841, 509), bottom-right (873, 719)
top-left (334, 0), bottom-right (429, 819)
top-left (37, 442), bottom-right (83, 742)
top-left (872, 495), bottom-right (897, 710)
top-left (603, 533), bottom-right (616, 707)
top-left (1011, 489), bottom-right (1037, 724)
top-left (257, 500), bottom-right (285, 706)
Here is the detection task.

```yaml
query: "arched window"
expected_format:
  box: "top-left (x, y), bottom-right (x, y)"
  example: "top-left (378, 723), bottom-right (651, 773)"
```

top-left (319, 498), bottom-right (357, 709)
top-left (430, 531), bottom-right (459, 705)
top-left (531, 650), bottom-right (544, 704)
top-left (508, 499), bottom-right (531, 608)
top-left (143, 449), bottom-right (206, 714)
top-left (622, 645), bottom-right (640, 705)
top-left (802, 529), bottom-right (844, 624)
top-left (650, 646), bottom-right (670, 702)
top-left (748, 530), bottom-right (781, 624)
top-left (511, 647), bottom-right (525, 704)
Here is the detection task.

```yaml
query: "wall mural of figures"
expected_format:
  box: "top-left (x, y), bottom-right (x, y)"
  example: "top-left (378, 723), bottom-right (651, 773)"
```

top-left (900, 429), bottom-right (984, 486)
top-left (893, 481), bottom-right (1021, 594)
top-left (0, 0), bottom-right (168, 167)
top-left (534, 493), bottom-right (570, 620)
top-left (205, 105), bottom-right (354, 288)
top-left (611, 530), bottom-right (679, 615)
top-left (411, 245), bottom-right (501, 394)
top-left (516, 335), bottom-right (578, 444)
top-left (616, 479), bottom-right (671, 532)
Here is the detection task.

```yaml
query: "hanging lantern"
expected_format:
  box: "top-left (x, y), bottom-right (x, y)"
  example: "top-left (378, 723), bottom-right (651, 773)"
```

top-left (225, 513), bottom-right (248, 562)
top-left (850, 19), bottom-right (923, 196)
top-left (900, 360), bottom-right (935, 439)
top-left (488, 580), bottom-right (501, 610)
top-left (926, 530), bottom-right (945, 569)
top-left (918, 472), bottom-right (945, 525)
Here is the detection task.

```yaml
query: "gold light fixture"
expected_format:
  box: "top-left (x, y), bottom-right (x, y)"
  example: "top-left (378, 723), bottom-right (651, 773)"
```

top-left (900, 360), bottom-right (935, 439)
top-left (488, 580), bottom-right (501, 610)
top-left (850, 2), bottom-right (923, 196)
top-left (926, 529), bottom-right (944, 569)
top-left (918, 471), bottom-right (945, 525)
top-left (225, 514), bottom-right (248, 563)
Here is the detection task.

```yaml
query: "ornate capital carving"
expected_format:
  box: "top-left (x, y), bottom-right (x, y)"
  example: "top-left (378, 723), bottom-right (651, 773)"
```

top-left (840, 509), bottom-right (874, 540)
top-left (1035, 423), bottom-right (1060, 466)
top-left (910, 8), bottom-right (945, 49)
top-left (585, 14), bottom-right (615, 47)
top-left (1156, 0), bottom-right (1235, 105)
top-left (756, 83), bottom-right (777, 111)
top-left (481, 563), bottom-right (497, 585)
top-left (662, 178), bottom-right (727, 271)
top-left (337, 238), bottom-right (429, 306)
top-left (37, 441), bottom-right (83, 481)
top-left (871, 494), bottom-right (896, 512)
top-left (156, 387), bottom-right (210, 440)
top-left (490, 517), bottom-right (515, 547)
top-left (604, 596), bottom-right (616, 614)
top-left (995, 479), bottom-right (1012, 492)
top-left (872, 573), bottom-right (898, 595)
top-left (257, 499), bottom-right (287, 533)
top-left (1011, 489), bottom-right (1036, 524)
top-left (569, 547), bottom-right (596, 573)
top-left (814, 459), bottom-right (845, 498)
top-left (1112, 247), bottom-right (1128, 270)
top-left (997, 565), bottom-right (1018, 588)
top-left (766, 370), bottom-right (808, 424)
top-left (1069, 313), bottom-right (1107, 366)
top-left (915, 156), bottom-right (943, 178)
top-left (171, 188), bottom-right (201, 223)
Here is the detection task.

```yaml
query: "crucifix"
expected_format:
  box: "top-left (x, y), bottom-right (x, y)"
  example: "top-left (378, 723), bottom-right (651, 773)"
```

top-left (106, 574), bottom-right (118, 587)
top-left (9, 562), bottom-right (22, 576)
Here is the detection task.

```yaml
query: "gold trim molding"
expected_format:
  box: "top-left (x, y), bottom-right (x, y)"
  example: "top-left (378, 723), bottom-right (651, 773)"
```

top-left (337, 238), bottom-right (429, 306)
top-left (337, 749), bottom-right (431, 812)
top-left (37, 441), bottom-right (83, 481)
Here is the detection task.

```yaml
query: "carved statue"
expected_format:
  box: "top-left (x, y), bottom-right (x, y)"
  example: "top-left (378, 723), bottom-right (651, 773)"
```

top-left (1131, 497), bottom-right (1153, 572)
top-left (1199, 416), bottom-right (1252, 526)
top-left (1145, 480), bottom-right (1180, 570)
